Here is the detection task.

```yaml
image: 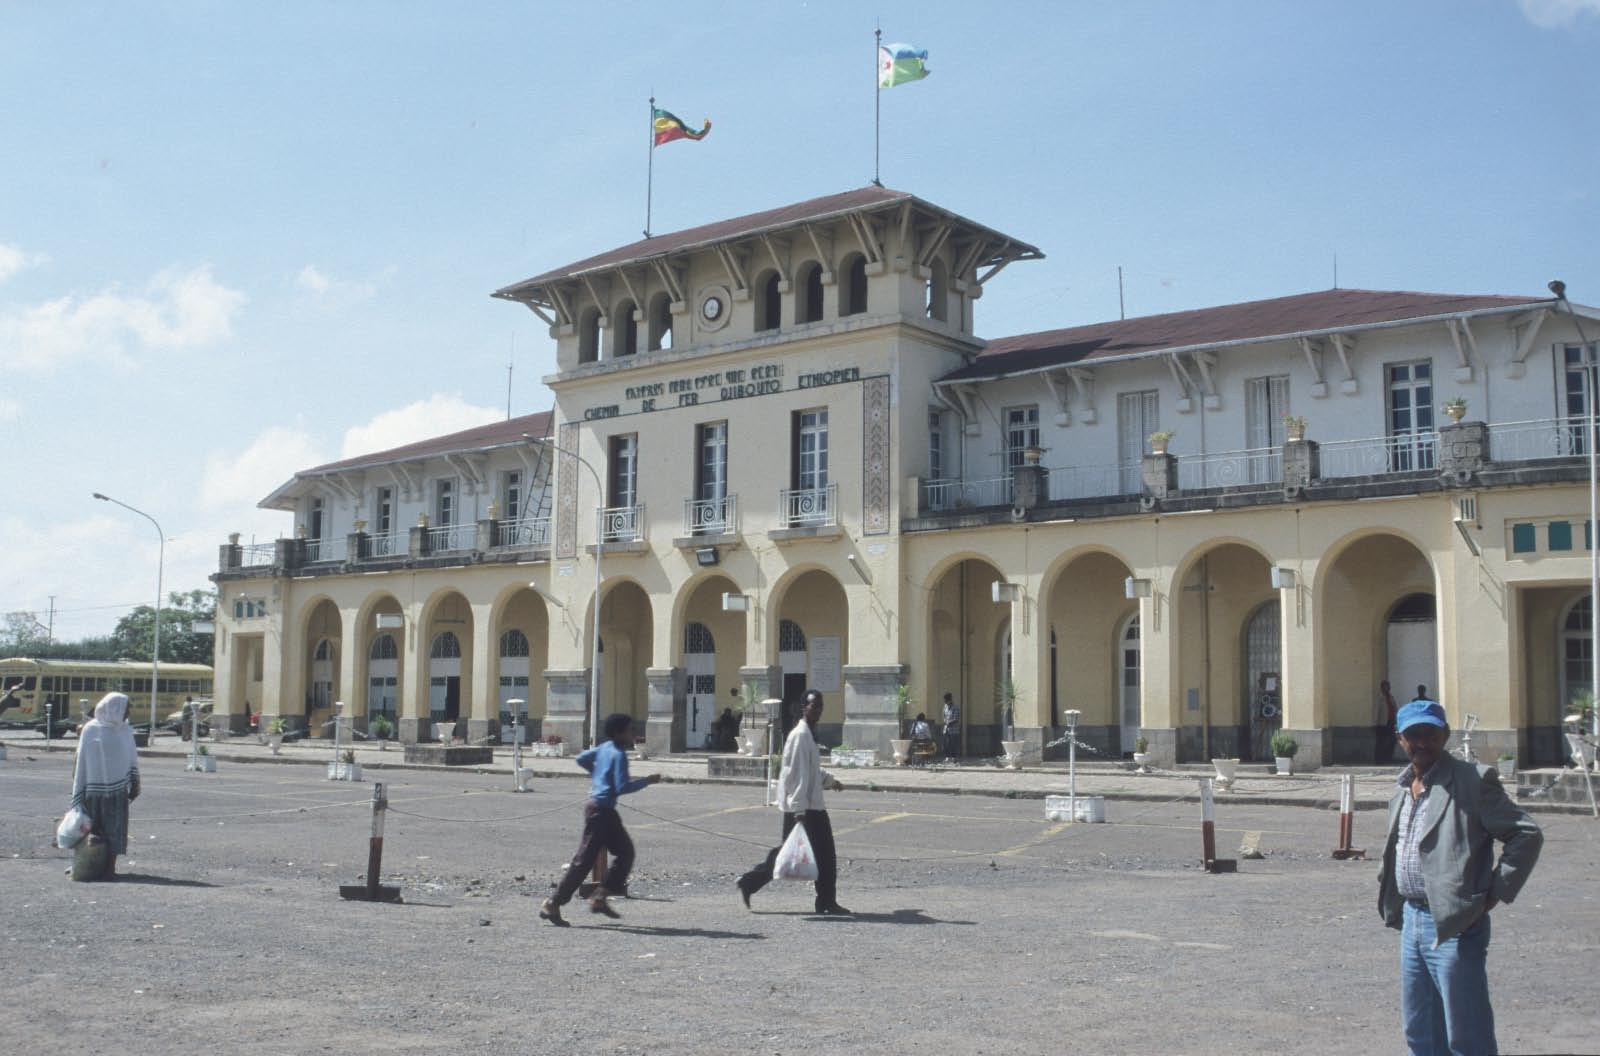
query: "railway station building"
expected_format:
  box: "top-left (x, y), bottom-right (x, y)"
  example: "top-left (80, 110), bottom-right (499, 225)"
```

top-left (211, 185), bottom-right (1600, 768)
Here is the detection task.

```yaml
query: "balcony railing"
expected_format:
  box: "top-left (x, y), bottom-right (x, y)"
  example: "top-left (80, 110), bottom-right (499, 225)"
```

top-left (496, 517), bottom-right (552, 549)
top-left (239, 543), bottom-right (276, 568)
top-left (1487, 417), bottom-right (1580, 461)
top-left (779, 483), bottom-right (837, 527)
top-left (600, 504), bottom-right (645, 543)
top-left (366, 530), bottom-right (402, 558)
top-left (1047, 463), bottom-right (1126, 502)
top-left (1319, 433), bottom-right (1438, 479)
top-left (302, 537), bottom-right (345, 564)
top-left (922, 476), bottom-right (1011, 512)
top-left (425, 524), bottom-right (470, 553)
top-left (684, 494), bottom-right (737, 535)
top-left (1176, 446), bottom-right (1282, 490)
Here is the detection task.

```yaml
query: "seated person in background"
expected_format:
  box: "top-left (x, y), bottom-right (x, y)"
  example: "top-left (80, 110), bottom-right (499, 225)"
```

top-left (909, 712), bottom-right (935, 744)
top-left (713, 708), bottom-right (738, 751)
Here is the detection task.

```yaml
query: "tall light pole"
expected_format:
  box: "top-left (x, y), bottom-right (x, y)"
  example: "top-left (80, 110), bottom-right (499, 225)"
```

top-left (1550, 280), bottom-right (1599, 743)
top-left (93, 492), bottom-right (164, 738)
top-left (525, 433), bottom-right (604, 748)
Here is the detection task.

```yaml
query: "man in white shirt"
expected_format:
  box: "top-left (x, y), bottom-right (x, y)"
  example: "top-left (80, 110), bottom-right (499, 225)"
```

top-left (735, 689), bottom-right (851, 915)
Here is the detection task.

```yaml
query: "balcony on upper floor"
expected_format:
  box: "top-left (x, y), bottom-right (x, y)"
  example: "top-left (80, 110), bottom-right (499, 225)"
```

top-left (778, 484), bottom-right (837, 530)
top-left (683, 494), bottom-right (737, 537)
top-left (600, 504), bottom-right (645, 544)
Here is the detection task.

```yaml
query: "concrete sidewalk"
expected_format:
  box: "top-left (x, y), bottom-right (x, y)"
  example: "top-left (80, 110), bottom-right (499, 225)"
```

top-left (8, 729), bottom-right (1590, 813)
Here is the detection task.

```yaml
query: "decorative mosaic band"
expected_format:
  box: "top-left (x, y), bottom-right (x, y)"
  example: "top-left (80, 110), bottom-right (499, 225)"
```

top-left (862, 374), bottom-right (891, 535)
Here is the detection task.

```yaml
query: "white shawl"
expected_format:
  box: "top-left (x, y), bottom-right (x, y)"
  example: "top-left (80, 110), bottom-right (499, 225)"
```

top-left (72, 692), bottom-right (140, 806)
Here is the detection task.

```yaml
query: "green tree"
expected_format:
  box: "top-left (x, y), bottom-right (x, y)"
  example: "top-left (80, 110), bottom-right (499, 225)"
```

top-left (0, 611), bottom-right (50, 655)
top-left (110, 588), bottom-right (216, 664)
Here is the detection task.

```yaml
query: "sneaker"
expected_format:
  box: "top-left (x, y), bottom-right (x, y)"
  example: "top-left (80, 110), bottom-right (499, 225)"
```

top-left (538, 899), bottom-right (568, 927)
top-left (816, 903), bottom-right (853, 916)
top-left (589, 895), bottom-right (621, 919)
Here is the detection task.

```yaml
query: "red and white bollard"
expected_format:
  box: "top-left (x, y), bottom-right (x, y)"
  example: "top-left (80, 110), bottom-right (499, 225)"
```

top-left (1199, 778), bottom-right (1236, 874)
top-left (1331, 773), bottom-right (1366, 860)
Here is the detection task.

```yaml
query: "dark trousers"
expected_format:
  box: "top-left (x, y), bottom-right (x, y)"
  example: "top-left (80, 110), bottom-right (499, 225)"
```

top-left (739, 810), bottom-right (838, 910)
top-left (552, 800), bottom-right (634, 906)
top-left (1374, 724), bottom-right (1395, 764)
top-left (943, 728), bottom-right (960, 758)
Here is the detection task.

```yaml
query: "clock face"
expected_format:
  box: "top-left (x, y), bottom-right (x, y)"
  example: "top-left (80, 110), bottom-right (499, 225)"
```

top-left (701, 295), bottom-right (723, 322)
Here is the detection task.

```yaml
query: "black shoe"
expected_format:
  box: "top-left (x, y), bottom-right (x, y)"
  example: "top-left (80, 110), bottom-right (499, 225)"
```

top-left (736, 878), bottom-right (753, 909)
top-left (816, 903), bottom-right (853, 916)
top-left (538, 899), bottom-right (569, 927)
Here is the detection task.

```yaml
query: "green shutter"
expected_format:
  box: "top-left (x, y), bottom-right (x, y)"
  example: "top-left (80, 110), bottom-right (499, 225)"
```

top-left (1550, 521), bottom-right (1574, 551)
top-left (1512, 523), bottom-right (1537, 553)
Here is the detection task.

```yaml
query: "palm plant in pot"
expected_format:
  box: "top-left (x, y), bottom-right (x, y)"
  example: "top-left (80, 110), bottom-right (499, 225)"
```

top-left (369, 713), bottom-right (393, 749)
top-left (267, 717), bottom-right (287, 755)
top-left (1132, 735), bottom-right (1151, 773)
top-left (1270, 731), bottom-right (1299, 775)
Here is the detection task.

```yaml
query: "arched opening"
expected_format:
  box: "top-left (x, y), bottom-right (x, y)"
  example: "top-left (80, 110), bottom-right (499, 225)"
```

top-left (1388, 593), bottom-right (1438, 708)
top-left (926, 557), bottom-right (1008, 757)
top-left (367, 633), bottom-right (399, 733)
top-left (302, 599), bottom-right (341, 737)
top-left (495, 587), bottom-right (550, 742)
top-left (1175, 543), bottom-right (1274, 762)
top-left (499, 628), bottom-right (531, 741)
top-left (1243, 600), bottom-right (1282, 761)
top-left (772, 569), bottom-right (848, 739)
top-left (429, 630), bottom-right (462, 737)
top-left (926, 258), bottom-right (949, 322)
top-left (797, 261), bottom-right (824, 324)
top-left (647, 292), bottom-right (673, 351)
top-left (587, 581), bottom-right (654, 736)
top-left (678, 573), bottom-right (747, 752)
top-left (577, 306), bottom-right (601, 364)
top-left (1043, 550), bottom-right (1137, 757)
top-left (755, 270), bottom-right (781, 332)
top-left (839, 253), bottom-right (867, 317)
top-left (612, 299), bottom-right (637, 358)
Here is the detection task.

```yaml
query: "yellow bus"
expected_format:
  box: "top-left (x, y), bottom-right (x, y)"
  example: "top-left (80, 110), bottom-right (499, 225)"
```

top-left (0, 658), bottom-right (214, 736)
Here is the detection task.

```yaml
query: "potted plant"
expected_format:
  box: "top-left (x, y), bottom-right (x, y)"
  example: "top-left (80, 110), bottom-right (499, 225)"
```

top-left (192, 743), bottom-right (217, 773)
top-left (1132, 735), bottom-right (1151, 773)
top-left (267, 717), bottom-right (286, 755)
top-left (369, 714), bottom-right (393, 749)
top-left (329, 747), bottom-right (362, 782)
top-left (1281, 414), bottom-right (1307, 442)
top-left (1270, 731), bottom-right (1299, 776)
top-left (1496, 750), bottom-right (1516, 782)
top-left (891, 683), bottom-right (914, 766)
top-left (1442, 396), bottom-right (1468, 422)
top-left (1148, 430), bottom-right (1175, 456)
top-left (996, 677), bottom-right (1024, 767)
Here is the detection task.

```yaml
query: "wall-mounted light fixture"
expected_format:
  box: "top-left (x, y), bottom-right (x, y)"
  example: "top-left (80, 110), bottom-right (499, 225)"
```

top-left (1270, 568), bottom-right (1298, 590)
top-left (1124, 577), bottom-right (1152, 599)
top-left (375, 613), bottom-right (404, 629)
top-left (992, 581), bottom-right (1021, 604)
top-left (695, 547), bottom-right (720, 567)
top-left (721, 593), bottom-right (750, 612)
top-left (527, 582), bottom-right (566, 609)
top-left (846, 553), bottom-right (873, 585)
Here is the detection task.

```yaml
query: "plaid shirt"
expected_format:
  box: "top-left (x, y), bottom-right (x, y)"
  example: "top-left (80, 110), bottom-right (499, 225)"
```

top-left (1394, 762), bottom-right (1438, 901)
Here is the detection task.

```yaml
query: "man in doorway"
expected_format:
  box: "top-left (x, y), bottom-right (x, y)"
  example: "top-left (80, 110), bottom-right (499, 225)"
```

top-left (1377, 698), bottom-right (1542, 1055)
top-left (735, 688), bottom-right (851, 915)
top-left (941, 692), bottom-right (961, 761)
top-left (1374, 680), bottom-right (1397, 764)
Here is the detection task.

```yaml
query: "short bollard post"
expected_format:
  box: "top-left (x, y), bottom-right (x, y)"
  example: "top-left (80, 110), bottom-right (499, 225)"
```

top-left (1331, 773), bottom-right (1366, 860)
top-left (1200, 778), bottom-right (1236, 874)
top-left (339, 782), bottom-right (402, 902)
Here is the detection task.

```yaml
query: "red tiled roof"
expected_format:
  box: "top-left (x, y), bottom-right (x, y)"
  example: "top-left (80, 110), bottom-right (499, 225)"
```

top-left (944, 288), bottom-right (1552, 381)
top-left (298, 409), bottom-right (554, 476)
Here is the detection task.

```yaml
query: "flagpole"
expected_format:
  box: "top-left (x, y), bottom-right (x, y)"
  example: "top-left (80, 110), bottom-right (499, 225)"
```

top-left (645, 94), bottom-right (654, 238)
top-left (873, 27), bottom-right (882, 187)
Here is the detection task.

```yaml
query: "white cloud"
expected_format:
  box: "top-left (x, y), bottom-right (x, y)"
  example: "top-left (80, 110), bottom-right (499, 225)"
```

top-left (293, 262), bottom-right (388, 304)
top-left (0, 265), bottom-right (247, 372)
top-left (1518, 0), bottom-right (1600, 27)
top-left (296, 264), bottom-right (331, 294)
top-left (199, 424), bottom-right (327, 513)
top-left (340, 394), bottom-right (503, 460)
top-left (0, 243), bottom-right (43, 283)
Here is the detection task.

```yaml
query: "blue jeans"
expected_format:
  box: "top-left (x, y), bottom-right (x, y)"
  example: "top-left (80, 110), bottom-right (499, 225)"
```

top-left (1401, 901), bottom-right (1495, 1055)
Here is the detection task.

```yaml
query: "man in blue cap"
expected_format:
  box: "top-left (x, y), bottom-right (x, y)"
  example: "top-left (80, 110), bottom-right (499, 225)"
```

top-left (1377, 696), bottom-right (1542, 1055)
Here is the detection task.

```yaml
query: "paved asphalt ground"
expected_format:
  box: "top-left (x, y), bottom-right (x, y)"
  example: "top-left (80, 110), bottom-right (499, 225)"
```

top-left (3, 744), bottom-right (1597, 1055)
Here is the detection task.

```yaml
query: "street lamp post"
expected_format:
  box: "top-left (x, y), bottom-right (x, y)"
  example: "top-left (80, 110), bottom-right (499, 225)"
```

top-left (526, 434), bottom-right (605, 748)
top-left (93, 492), bottom-right (164, 739)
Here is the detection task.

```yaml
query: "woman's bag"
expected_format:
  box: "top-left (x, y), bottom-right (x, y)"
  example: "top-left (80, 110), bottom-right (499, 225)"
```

top-left (56, 807), bottom-right (91, 849)
top-left (774, 820), bottom-right (819, 882)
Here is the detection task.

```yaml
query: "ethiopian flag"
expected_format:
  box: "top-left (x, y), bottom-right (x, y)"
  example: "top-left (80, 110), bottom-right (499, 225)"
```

top-left (653, 108), bottom-right (711, 146)
top-left (878, 43), bottom-right (929, 89)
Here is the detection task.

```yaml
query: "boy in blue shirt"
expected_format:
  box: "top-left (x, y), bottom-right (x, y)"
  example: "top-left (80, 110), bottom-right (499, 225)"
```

top-left (539, 713), bottom-right (660, 926)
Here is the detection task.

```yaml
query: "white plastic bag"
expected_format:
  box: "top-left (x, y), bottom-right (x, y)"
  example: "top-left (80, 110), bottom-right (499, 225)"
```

top-left (56, 807), bottom-right (91, 849)
top-left (774, 820), bottom-right (818, 882)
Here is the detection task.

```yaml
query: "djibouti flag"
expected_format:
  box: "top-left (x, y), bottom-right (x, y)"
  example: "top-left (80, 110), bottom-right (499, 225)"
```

top-left (878, 43), bottom-right (929, 89)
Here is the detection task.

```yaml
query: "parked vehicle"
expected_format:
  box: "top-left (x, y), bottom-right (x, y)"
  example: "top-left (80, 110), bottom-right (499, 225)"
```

top-left (0, 658), bottom-right (214, 736)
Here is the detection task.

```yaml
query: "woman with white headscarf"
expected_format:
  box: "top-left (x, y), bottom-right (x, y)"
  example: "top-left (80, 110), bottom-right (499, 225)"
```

top-left (70, 692), bottom-right (141, 880)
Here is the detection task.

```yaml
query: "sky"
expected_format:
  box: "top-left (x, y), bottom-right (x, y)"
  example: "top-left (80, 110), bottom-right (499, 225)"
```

top-left (3, 0), bottom-right (1598, 643)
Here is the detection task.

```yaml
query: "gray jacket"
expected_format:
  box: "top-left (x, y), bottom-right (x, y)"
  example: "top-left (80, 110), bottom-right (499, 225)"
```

top-left (1377, 756), bottom-right (1542, 944)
